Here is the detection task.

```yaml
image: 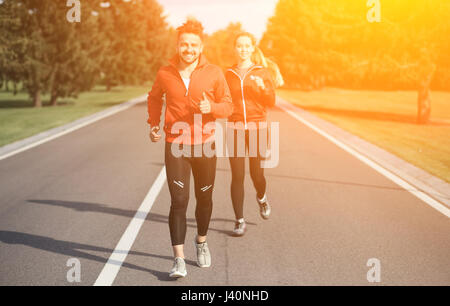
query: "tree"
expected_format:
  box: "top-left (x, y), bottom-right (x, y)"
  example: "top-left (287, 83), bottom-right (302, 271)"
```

top-left (0, 0), bottom-right (104, 106)
top-left (260, 0), bottom-right (450, 122)
top-left (260, 0), bottom-right (450, 91)
top-left (0, 0), bottom-right (24, 93)
top-left (46, 1), bottom-right (107, 106)
top-left (96, 0), bottom-right (174, 90)
top-left (0, 0), bottom-right (173, 106)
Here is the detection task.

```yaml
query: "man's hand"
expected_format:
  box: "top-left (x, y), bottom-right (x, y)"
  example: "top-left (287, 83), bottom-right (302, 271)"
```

top-left (199, 92), bottom-right (212, 114)
top-left (149, 126), bottom-right (161, 142)
top-left (250, 75), bottom-right (266, 90)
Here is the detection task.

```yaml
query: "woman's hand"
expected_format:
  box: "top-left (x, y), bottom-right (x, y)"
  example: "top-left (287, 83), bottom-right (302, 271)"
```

top-left (250, 75), bottom-right (266, 90)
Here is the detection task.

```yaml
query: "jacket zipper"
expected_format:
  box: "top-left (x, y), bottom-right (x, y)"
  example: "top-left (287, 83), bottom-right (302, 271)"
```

top-left (228, 65), bottom-right (261, 129)
top-left (174, 63), bottom-right (201, 97)
top-left (178, 70), bottom-right (192, 97)
top-left (167, 66), bottom-right (198, 130)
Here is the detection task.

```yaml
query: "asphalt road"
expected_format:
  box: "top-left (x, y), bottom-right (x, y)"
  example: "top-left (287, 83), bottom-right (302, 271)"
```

top-left (0, 101), bottom-right (449, 286)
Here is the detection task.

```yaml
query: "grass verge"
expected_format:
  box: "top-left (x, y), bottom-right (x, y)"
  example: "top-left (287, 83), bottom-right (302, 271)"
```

top-left (0, 86), bottom-right (149, 147)
top-left (277, 88), bottom-right (450, 183)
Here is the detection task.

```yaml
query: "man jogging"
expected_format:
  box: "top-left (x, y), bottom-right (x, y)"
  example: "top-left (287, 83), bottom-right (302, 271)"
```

top-left (147, 19), bottom-right (233, 278)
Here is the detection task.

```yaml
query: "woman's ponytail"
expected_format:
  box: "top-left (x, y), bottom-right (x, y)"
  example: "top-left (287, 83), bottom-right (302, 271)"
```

top-left (252, 47), bottom-right (285, 88)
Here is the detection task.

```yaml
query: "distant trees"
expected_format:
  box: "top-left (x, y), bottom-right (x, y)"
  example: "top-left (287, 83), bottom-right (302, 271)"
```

top-left (260, 0), bottom-right (449, 90)
top-left (259, 0), bottom-right (450, 123)
top-left (0, 0), bottom-right (174, 107)
top-left (96, 0), bottom-right (175, 91)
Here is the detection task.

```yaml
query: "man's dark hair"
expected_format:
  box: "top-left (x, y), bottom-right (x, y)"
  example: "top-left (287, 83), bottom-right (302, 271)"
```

top-left (176, 18), bottom-right (204, 41)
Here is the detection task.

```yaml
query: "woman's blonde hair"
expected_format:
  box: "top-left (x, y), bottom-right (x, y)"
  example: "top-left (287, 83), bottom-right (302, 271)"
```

top-left (234, 32), bottom-right (285, 88)
top-left (252, 47), bottom-right (285, 88)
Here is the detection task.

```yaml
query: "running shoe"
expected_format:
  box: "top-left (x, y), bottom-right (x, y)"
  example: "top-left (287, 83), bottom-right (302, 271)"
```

top-left (233, 219), bottom-right (247, 236)
top-left (257, 194), bottom-right (271, 219)
top-left (194, 238), bottom-right (211, 268)
top-left (169, 257), bottom-right (187, 278)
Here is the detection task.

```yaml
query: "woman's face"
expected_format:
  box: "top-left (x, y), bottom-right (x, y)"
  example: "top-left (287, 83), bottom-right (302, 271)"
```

top-left (235, 36), bottom-right (255, 62)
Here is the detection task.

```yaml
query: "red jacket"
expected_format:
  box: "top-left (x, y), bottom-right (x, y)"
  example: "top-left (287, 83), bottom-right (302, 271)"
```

top-left (147, 55), bottom-right (233, 144)
top-left (225, 65), bottom-right (276, 128)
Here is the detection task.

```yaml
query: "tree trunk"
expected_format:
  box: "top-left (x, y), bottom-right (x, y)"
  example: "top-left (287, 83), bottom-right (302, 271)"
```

top-left (416, 49), bottom-right (436, 125)
top-left (50, 93), bottom-right (58, 106)
top-left (33, 89), bottom-right (42, 108)
top-left (417, 85), bottom-right (431, 124)
top-left (48, 65), bottom-right (58, 106)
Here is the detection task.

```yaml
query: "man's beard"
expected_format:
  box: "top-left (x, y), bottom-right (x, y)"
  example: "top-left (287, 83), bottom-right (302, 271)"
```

top-left (180, 53), bottom-right (199, 64)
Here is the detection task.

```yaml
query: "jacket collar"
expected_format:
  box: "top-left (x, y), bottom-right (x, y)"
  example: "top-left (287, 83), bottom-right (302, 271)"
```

top-left (228, 63), bottom-right (263, 75)
top-left (168, 53), bottom-right (209, 69)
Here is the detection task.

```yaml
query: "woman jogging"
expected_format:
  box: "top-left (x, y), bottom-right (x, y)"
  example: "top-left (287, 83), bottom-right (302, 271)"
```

top-left (225, 32), bottom-right (283, 236)
top-left (147, 19), bottom-right (233, 278)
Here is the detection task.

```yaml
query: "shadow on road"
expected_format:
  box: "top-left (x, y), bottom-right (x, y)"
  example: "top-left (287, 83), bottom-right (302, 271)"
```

top-left (148, 163), bottom-right (449, 199)
top-left (27, 200), bottom-right (257, 237)
top-left (152, 161), bottom-right (403, 191)
top-left (214, 167), bottom-right (409, 192)
top-left (0, 230), bottom-right (184, 282)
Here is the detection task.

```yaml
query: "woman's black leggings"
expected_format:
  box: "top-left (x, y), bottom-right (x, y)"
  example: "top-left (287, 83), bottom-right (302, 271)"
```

top-left (228, 128), bottom-right (267, 220)
top-left (165, 142), bottom-right (217, 246)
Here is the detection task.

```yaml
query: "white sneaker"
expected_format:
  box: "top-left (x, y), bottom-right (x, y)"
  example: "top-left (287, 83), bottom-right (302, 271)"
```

top-left (194, 237), bottom-right (211, 268)
top-left (233, 219), bottom-right (247, 236)
top-left (169, 257), bottom-right (187, 278)
top-left (257, 194), bottom-right (271, 219)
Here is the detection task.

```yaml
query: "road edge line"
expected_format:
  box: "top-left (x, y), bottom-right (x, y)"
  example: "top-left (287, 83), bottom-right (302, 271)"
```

top-left (0, 94), bottom-right (147, 161)
top-left (277, 97), bottom-right (450, 218)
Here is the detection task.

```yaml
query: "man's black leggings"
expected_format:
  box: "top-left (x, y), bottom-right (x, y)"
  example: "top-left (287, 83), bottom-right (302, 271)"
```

top-left (165, 142), bottom-right (217, 246)
top-left (228, 128), bottom-right (267, 220)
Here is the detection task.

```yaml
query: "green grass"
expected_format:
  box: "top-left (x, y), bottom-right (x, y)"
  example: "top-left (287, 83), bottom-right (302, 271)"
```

top-left (277, 88), bottom-right (450, 183)
top-left (0, 86), bottom-right (149, 147)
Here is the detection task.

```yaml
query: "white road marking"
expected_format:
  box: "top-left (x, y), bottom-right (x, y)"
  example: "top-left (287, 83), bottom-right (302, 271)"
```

top-left (94, 167), bottom-right (167, 286)
top-left (278, 100), bottom-right (450, 218)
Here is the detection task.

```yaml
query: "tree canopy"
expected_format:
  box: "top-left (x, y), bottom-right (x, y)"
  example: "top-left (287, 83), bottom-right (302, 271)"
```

top-left (0, 0), bottom-right (174, 106)
top-left (259, 0), bottom-right (450, 91)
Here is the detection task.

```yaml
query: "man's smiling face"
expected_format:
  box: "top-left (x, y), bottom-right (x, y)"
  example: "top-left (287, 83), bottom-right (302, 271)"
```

top-left (177, 33), bottom-right (203, 65)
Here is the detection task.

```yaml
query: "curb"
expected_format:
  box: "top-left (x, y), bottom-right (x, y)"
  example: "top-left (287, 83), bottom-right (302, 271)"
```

top-left (276, 96), bottom-right (450, 209)
top-left (0, 94), bottom-right (147, 161)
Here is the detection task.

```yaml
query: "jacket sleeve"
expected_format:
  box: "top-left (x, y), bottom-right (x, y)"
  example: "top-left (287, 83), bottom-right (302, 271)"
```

top-left (147, 70), bottom-right (164, 127)
top-left (260, 69), bottom-right (276, 108)
top-left (210, 68), bottom-right (233, 118)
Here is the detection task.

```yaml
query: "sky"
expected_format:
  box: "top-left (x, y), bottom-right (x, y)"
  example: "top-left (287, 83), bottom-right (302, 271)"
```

top-left (156, 0), bottom-right (279, 40)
